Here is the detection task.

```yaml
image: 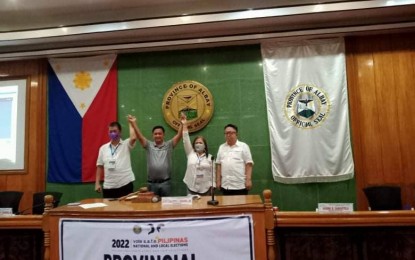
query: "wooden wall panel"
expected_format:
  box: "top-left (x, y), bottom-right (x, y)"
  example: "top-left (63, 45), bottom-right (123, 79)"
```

top-left (0, 59), bottom-right (47, 213)
top-left (395, 39), bottom-right (415, 205)
top-left (374, 40), bottom-right (403, 184)
top-left (346, 33), bottom-right (415, 210)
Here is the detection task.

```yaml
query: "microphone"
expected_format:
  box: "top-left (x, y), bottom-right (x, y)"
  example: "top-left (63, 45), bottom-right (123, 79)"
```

top-left (16, 202), bottom-right (45, 215)
top-left (16, 199), bottom-right (60, 215)
top-left (207, 156), bottom-right (219, 206)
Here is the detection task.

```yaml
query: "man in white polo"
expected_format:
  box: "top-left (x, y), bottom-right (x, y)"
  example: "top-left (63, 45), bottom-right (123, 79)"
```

top-left (95, 117), bottom-right (136, 198)
top-left (216, 124), bottom-right (254, 195)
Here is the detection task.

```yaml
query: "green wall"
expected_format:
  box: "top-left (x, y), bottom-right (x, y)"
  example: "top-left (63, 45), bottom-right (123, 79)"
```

top-left (47, 45), bottom-right (356, 210)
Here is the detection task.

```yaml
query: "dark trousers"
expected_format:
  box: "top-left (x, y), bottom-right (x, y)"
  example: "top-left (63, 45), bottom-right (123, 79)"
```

top-left (187, 187), bottom-right (214, 196)
top-left (148, 179), bottom-right (171, 197)
top-left (103, 182), bottom-right (134, 199)
top-left (220, 188), bottom-right (248, 196)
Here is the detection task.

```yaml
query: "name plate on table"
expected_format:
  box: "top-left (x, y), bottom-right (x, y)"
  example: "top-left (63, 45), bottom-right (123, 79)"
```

top-left (162, 196), bottom-right (193, 205)
top-left (318, 203), bottom-right (353, 213)
top-left (0, 208), bottom-right (13, 216)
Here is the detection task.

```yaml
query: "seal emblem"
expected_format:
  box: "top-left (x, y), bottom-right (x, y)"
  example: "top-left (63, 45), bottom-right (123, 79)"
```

top-left (284, 84), bottom-right (330, 129)
top-left (132, 225), bottom-right (142, 234)
top-left (162, 80), bottom-right (214, 133)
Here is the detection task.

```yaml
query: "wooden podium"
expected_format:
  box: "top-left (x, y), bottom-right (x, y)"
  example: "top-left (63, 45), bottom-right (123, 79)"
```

top-left (44, 193), bottom-right (275, 260)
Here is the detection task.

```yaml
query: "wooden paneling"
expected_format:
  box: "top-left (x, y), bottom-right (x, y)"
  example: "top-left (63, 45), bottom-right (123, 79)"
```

top-left (276, 226), bottom-right (415, 260)
top-left (275, 211), bottom-right (415, 227)
top-left (0, 215), bottom-right (42, 229)
top-left (346, 33), bottom-right (415, 210)
top-left (0, 215), bottom-right (43, 260)
top-left (0, 59), bottom-right (47, 213)
top-left (0, 229), bottom-right (43, 260)
top-left (275, 211), bottom-right (415, 260)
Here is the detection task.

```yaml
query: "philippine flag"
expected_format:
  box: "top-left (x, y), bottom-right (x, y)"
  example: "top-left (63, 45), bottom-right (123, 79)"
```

top-left (48, 54), bottom-right (117, 183)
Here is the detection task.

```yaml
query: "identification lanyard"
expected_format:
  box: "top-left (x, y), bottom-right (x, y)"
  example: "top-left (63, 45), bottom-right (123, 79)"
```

top-left (110, 143), bottom-right (120, 157)
top-left (197, 153), bottom-right (206, 166)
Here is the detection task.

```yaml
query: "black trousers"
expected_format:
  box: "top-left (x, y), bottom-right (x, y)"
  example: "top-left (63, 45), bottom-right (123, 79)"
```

top-left (103, 182), bottom-right (134, 199)
top-left (220, 188), bottom-right (248, 196)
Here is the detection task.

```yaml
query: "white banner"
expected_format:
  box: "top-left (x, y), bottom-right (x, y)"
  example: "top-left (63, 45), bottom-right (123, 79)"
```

top-left (261, 38), bottom-right (354, 183)
top-left (59, 215), bottom-right (254, 260)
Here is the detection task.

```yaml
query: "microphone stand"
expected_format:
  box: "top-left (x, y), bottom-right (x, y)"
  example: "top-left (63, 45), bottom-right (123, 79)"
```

top-left (16, 203), bottom-right (44, 215)
top-left (16, 200), bottom-right (60, 215)
top-left (207, 156), bottom-right (219, 206)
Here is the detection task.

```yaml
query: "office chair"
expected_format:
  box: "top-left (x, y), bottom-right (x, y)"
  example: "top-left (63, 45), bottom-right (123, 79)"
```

top-left (0, 191), bottom-right (24, 214)
top-left (363, 185), bottom-right (402, 210)
top-left (32, 191), bottom-right (63, 214)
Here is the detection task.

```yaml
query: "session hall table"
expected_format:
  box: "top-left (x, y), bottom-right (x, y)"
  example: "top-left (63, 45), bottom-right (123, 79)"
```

top-left (45, 195), bottom-right (272, 260)
top-left (274, 210), bottom-right (415, 260)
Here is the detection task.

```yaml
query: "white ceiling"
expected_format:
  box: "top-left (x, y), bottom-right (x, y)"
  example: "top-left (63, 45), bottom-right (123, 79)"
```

top-left (0, 0), bottom-right (332, 32)
top-left (1, 0), bottom-right (415, 60)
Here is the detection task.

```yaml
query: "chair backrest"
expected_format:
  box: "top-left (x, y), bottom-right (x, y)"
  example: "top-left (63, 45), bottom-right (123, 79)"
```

top-left (363, 185), bottom-right (402, 210)
top-left (32, 191), bottom-right (63, 214)
top-left (0, 191), bottom-right (24, 214)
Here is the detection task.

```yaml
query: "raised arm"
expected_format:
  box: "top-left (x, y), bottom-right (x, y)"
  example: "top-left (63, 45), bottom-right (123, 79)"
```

top-left (128, 114), bottom-right (147, 148)
top-left (127, 115), bottom-right (137, 147)
top-left (182, 114), bottom-right (193, 156)
top-left (172, 113), bottom-right (185, 147)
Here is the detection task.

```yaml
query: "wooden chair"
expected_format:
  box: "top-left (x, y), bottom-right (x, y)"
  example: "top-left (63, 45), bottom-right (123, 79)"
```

top-left (32, 191), bottom-right (62, 214)
top-left (0, 191), bottom-right (24, 214)
top-left (363, 185), bottom-right (402, 210)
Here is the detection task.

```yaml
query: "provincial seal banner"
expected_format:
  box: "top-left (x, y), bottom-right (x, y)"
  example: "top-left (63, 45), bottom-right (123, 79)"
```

top-left (48, 54), bottom-right (117, 183)
top-left (261, 38), bottom-right (354, 183)
top-left (59, 215), bottom-right (254, 260)
top-left (162, 80), bottom-right (214, 133)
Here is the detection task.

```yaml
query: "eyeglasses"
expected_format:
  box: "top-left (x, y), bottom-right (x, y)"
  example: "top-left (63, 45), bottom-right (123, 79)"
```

top-left (224, 131), bottom-right (236, 135)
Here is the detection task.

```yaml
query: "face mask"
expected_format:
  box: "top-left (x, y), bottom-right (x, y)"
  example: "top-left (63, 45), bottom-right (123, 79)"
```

top-left (109, 132), bottom-right (119, 140)
top-left (194, 143), bottom-right (205, 153)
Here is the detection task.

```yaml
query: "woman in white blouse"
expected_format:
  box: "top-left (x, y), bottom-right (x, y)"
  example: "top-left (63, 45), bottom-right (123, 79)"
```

top-left (182, 115), bottom-right (216, 196)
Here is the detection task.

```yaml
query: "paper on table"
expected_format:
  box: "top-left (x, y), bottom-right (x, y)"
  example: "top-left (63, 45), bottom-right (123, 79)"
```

top-left (79, 203), bottom-right (108, 209)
